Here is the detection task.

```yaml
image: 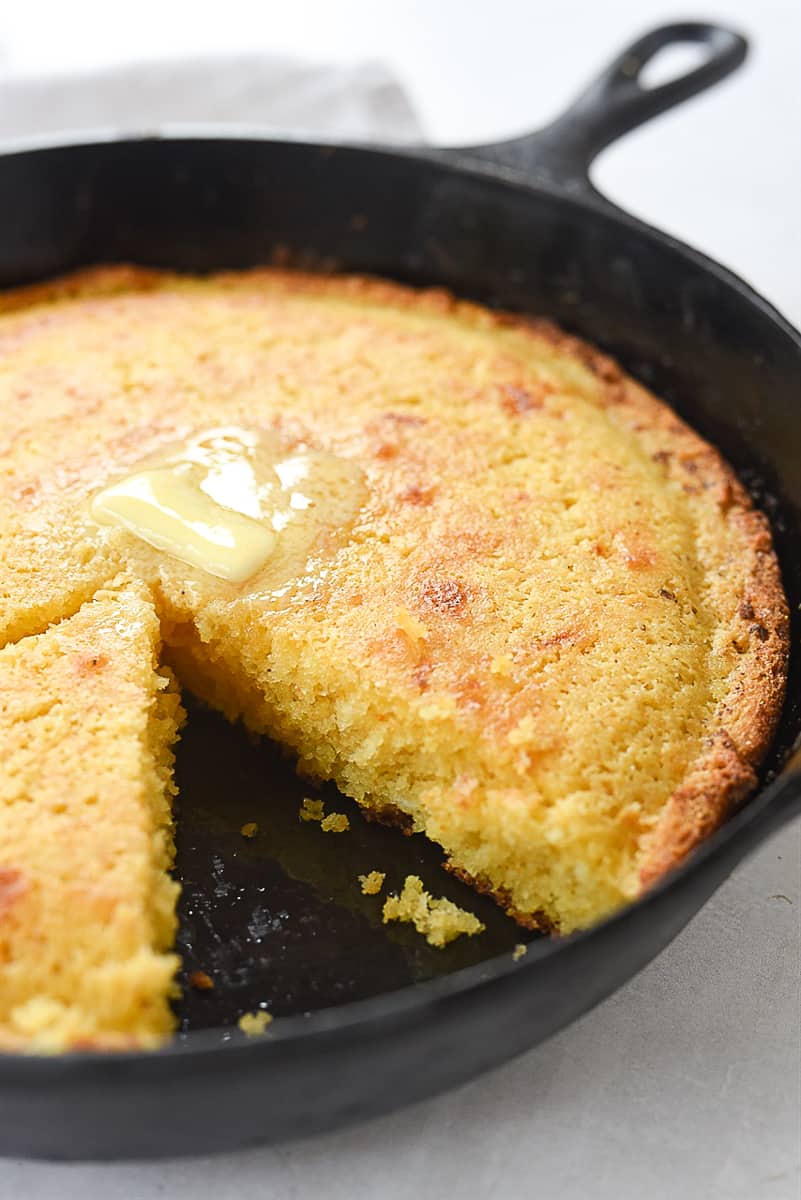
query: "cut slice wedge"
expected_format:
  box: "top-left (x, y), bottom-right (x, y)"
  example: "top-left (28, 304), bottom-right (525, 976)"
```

top-left (0, 587), bottom-right (183, 1051)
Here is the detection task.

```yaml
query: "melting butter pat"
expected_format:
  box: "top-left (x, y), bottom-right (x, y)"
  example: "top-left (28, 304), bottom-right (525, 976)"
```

top-left (91, 468), bottom-right (276, 583)
top-left (89, 425), bottom-right (367, 587)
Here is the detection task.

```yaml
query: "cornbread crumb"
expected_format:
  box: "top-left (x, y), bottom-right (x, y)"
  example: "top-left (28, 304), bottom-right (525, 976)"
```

top-left (359, 870), bottom-right (386, 895)
top-left (299, 797), bottom-right (348, 831)
top-left (238, 1010), bottom-right (273, 1036)
top-left (320, 812), bottom-right (350, 833)
top-left (418, 695), bottom-right (457, 722)
top-left (395, 605), bottom-right (428, 646)
top-left (382, 875), bottom-right (485, 947)
top-left (240, 822), bottom-right (258, 839)
top-left (489, 654), bottom-right (513, 676)
top-left (512, 943), bottom-right (527, 961)
top-left (188, 970), bottom-right (214, 991)
top-left (507, 715), bottom-right (536, 746)
top-left (299, 798), bottom-right (325, 823)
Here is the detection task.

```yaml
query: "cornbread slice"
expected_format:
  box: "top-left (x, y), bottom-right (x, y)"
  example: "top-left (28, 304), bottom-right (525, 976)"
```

top-left (0, 266), bottom-right (788, 971)
top-left (0, 588), bottom-right (183, 1051)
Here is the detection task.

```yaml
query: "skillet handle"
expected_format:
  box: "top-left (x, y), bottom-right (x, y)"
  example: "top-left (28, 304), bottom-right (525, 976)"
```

top-left (458, 22), bottom-right (748, 198)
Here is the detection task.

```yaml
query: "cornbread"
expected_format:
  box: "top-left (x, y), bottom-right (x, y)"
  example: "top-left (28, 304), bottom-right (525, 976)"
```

top-left (359, 871), bottom-right (386, 895)
top-left (0, 588), bottom-right (182, 1051)
top-left (320, 813), bottom-right (350, 833)
top-left (382, 876), bottom-right (485, 947)
top-left (0, 265), bottom-right (789, 1048)
top-left (238, 1010), bottom-right (273, 1036)
top-left (299, 798), bottom-right (325, 823)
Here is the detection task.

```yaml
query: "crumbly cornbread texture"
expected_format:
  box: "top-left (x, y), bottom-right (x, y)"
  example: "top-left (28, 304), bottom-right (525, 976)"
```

top-left (0, 588), bottom-right (183, 1051)
top-left (238, 1010), bottom-right (273, 1036)
top-left (382, 875), bottom-right (485, 947)
top-left (320, 812), bottom-right (350, 833)
top-left (359, 871), bottom-right (386, 896)
top-left (0, 267), bottom-right (789, 1048)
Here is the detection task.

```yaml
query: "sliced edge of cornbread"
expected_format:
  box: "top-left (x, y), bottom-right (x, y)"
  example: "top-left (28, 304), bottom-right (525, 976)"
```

top-left (0, 583), bottom-right (183, 1052)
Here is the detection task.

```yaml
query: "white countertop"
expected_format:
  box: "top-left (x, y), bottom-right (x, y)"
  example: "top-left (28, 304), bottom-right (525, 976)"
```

top-left (0, 2), bottom-right (799, 1197)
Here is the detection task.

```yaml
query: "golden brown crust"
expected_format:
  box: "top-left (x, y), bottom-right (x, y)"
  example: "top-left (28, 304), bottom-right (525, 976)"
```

top-left (638, 731), bottom-right (757, 890)
top-left (570, 367), bottom-right (789, 890)
top-left (0, 264), bottom-right (169, 314)
top-left (464, 297), bottom-right (789, 892)
top-left (0, 264), bottom-right (789, 913)
top-left (444, 863), bottom-right (555, 933)
top-left (638, 519), bottom-right (788, 885)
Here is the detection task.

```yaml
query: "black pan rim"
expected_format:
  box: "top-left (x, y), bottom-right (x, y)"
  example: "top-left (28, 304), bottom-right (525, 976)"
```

top-left (0, 130), bottom-right (799, 348)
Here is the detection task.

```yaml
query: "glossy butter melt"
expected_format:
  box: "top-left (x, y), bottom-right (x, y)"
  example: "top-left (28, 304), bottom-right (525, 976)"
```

top-left (90, 426), bottom-right (367, 587)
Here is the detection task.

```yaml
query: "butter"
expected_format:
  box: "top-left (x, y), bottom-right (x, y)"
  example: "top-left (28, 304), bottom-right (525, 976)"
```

top-left (91, 468), bottom-right (276, 583)
top-left (90, 426), bottom-right (366, 586)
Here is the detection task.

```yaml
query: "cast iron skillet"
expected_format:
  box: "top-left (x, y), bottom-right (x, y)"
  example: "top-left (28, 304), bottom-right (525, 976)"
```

top-left (0, 21), bottom-right (799, 1161)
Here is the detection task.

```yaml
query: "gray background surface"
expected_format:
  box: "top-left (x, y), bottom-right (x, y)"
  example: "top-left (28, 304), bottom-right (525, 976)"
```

top-left (0, 1), bottom-right (798, 1196)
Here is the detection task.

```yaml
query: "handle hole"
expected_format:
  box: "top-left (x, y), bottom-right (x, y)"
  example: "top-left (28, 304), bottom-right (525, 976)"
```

top-left (638, 42), bottom-right (710, 89)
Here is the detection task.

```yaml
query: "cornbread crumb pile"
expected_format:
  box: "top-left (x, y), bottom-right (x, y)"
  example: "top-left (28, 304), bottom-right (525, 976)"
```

top-left (359, 871), bottom-right (386, 896)
top-left (299, 796), bottom-right (348, 832)
top-left (0, 266), bottom-right (788, 1050)
top-left (238, 1010), bottom-right (273, 1036)
top-left (382, 875), bottom-right (485, 948)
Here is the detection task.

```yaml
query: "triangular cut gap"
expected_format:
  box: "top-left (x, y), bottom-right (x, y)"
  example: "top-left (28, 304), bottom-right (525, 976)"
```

top-left (170, 698), bottom-right (534, 1034)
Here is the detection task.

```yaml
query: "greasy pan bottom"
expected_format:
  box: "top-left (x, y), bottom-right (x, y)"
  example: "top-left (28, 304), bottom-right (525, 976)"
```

top-left (174, 701), bottom-right (536, 1037)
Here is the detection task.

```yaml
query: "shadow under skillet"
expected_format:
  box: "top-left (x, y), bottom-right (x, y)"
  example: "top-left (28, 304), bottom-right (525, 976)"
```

top-left (173, 698), bottom-right (539, 1033)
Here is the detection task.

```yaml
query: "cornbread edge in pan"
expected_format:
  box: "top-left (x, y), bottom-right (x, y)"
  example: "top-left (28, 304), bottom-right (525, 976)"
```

top-left (0, 266), bottom-right (789, 1046)
top-left (0, 586), bottom-right (183, 1051)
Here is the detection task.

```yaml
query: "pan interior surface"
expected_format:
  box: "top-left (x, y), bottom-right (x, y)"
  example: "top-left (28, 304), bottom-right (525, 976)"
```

top-left (173, 701), bottom-right (534, 1037)
top-left (0, 137), bottom-right (799, 1055)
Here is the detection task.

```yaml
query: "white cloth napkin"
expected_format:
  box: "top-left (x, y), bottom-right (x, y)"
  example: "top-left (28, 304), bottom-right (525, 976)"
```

top-left (0, 54), bottom-right (423, 143)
